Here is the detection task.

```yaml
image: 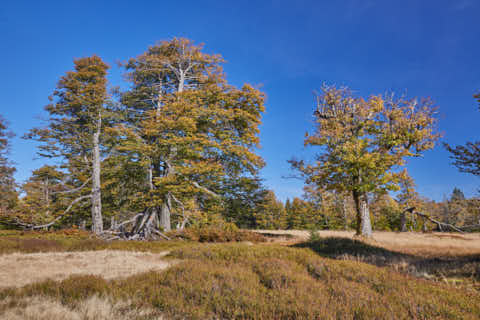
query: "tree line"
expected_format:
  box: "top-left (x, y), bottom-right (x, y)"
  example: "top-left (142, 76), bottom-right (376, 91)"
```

top-left (0, 38), bottom-right (479, 238)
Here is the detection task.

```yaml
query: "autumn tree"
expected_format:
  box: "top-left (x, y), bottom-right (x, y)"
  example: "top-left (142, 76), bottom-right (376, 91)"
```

top-left (253, 190), bottom-right (287, 229)
top-left (17, 165), bottom-right (69, 226)
top-left (303, 184), bottom-right (351, 230)
top-left (113, 38), bottom-right (265, 236)
top-left (290, 85), bottom-right (439, 237)
top-left (395, 170), bottom-right (423, 231)
top-left (444, 93), bottom-right (480, 181)
top-left (25, 56), bottom-right (110, 234)
top-left (0, 115), bottom-right (17, 217)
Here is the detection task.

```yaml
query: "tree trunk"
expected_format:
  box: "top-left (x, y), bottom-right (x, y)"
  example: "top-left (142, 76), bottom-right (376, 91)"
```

top-left (159, 194), bottom-right (171, 231)
top-left (342, 197), bottom-right (348, 230)
top-left (400, 211), bottom-right (407, 232)
top-left (353, 191), bottom-right (372, 237)
top-left (91, 114), bottom-right (103, 234)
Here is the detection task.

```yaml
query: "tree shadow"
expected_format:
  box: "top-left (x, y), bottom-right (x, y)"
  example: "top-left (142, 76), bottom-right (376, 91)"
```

top-left (294, 237), bottom-right (480, 282)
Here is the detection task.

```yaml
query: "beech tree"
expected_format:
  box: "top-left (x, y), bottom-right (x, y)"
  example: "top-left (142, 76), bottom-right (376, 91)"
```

top-left (445, 93), bottom-right (480, 178)
top-left (112, 38), bottom-right (265, 236)
top-left (25, 56), bottom-right (110, 234)
top-left (18, 165), bottom-right (68, 226)
top-left (0, 115), bottom-right (17, 215)
top-left (253, 190), bottom-right (287, 229)
top-left (290, 85), bottom-right (439, 237)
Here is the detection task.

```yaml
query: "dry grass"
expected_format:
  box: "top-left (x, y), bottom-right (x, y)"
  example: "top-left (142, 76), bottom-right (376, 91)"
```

top-left (255, 230), bottom-right (480, 256)
top-left (0, 295), bottom-right (162, 320)
top-left (0, 230), bottom-right (479, 319)
top-left (0, 250), bottom-right (172, 288)
top-left (1, 243), bottom-right (479, 319)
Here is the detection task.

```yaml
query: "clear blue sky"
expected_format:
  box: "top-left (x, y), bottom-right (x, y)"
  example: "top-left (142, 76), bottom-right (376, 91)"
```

top-left (1, 0), bottom-right (479, 201)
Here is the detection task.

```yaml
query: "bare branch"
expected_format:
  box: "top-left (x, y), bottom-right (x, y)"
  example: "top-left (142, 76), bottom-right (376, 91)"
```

top-left (52, 178), bottom-right (91, 195)
top-left (191, 181), bottom-right (220, 198)
top-left (15, 194), bottom-right (92, 229)
top-left (405, 207), bottom-right (465, 233)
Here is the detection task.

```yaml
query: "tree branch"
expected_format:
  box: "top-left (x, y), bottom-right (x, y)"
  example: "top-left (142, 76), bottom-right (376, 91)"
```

top-left (15, 194), bottom-right (92, 229)
top-left (191, 181), bottom-right (220, 198)
top-left (52, 178), bottom-right (91, 195)
top-left (404, 207), bottom-right (465, 233)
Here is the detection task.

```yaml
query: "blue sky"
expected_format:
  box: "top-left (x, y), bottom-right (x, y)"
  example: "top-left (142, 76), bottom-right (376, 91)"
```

top-left (1, 0), bottom-right (479, 201)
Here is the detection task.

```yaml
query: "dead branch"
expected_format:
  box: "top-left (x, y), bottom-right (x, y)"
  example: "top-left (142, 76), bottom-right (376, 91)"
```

top-left (52, 178), bottom-right (91, 195)
top-left (15, 194), bottom-right (92, 229)
top-left (404, 207), bottom-right (465, 233)
top-left (191, 181), bottom-right (220, 198)
top-left (169, 192), bottom-right (189, 230)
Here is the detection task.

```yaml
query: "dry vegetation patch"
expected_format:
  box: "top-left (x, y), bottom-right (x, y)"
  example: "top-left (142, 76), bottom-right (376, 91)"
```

top-left (0, 250), bottom-right (173, 288)
top-left (256, 230), bottom-right (480, 255)
top-left (1, 231), bottom-right (479, 319)
top-left (0, 243), bottom-right (479, 319)
top-left (0, 295), bottom-right (161, 320)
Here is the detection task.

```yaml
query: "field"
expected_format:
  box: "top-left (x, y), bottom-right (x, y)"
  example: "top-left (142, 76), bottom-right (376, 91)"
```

top-left (0, 229), bottom-right (479, 319)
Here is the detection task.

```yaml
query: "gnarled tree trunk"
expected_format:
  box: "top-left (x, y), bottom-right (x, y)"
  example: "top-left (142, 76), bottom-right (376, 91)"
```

top-left (159, 194), bottom-right (171, 231)
top-left (353, 191), bottom-right (372, 237)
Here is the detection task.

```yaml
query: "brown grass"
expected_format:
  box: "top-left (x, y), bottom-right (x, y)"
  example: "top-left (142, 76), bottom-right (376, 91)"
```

top-left (0, 230), bottom-right (479, 319)
top-left (0, 250), bottom-right (172, 288)
top-left (0, 295), bottom-right (162, 320)
top-left (255, 230), bottom-right (480, 256)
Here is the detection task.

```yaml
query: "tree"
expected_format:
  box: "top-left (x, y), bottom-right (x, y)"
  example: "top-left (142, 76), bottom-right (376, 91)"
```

top-left (0, 115), bottom-right (17, 216)
top-left (445, 141), bottom-right (480, 177)
top-left (445, 94), bottom-right (480, 179)
top-left (290, 85), bottom-right (439, 237)
top-left (253, 190), bottom-right (287, 229)
top-left (451, 187), bottom-right (466, 202)
top-left (396, 170), bottom-right (423, 231)
top-left (25, 56), bottom-right (110, 234)
top-left (113, 38), bottom-right (265, 236)
top-left (18, 165), bottom-right (68, 227)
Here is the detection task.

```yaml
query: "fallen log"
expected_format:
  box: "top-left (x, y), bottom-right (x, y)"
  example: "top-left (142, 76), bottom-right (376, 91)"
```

top-left (404, 207), bottom-right (466, 233)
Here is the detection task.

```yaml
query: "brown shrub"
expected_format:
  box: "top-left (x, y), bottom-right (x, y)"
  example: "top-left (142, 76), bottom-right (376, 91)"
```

top-left (1, 243), bottom-right (480, 319)
top-left (169, 226), bottom-right (266, 243)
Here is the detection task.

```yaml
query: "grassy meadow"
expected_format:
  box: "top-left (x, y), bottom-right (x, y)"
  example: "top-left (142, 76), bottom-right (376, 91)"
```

top-left (0, 229), bottom-right (479, 319)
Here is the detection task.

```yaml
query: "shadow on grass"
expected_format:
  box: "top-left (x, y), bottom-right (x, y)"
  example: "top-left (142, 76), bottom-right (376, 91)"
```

top-left (294, 237), bottom-right (480, 282)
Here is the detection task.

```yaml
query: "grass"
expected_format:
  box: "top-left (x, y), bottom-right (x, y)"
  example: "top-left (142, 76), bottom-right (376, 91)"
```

top-left (0, 230), bottom-right (479, 319)
top-left (297, 237), bottom-right (480, 289)
top-left (0, 227), bottom-right (264, 255)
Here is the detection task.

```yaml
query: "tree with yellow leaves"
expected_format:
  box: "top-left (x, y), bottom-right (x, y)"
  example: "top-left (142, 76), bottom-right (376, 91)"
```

top-left (290, 85), bottom-right (439, 237)
top-left (112, 38), bottom-right (265, 237)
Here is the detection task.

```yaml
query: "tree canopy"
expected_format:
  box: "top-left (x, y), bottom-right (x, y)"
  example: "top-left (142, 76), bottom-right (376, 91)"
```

top-left (290, 85), bottom-right (439, 236)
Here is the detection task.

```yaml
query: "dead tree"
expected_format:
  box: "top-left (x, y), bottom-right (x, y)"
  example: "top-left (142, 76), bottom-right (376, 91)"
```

top-left (402, 207), bottom-right (480, 233)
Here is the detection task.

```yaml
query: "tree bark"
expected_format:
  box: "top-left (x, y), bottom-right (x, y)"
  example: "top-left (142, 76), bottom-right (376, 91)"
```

top-left (91, 114), bottom-right (103, 234)
top-left (159, 194), bottom-right (172, 231)
top-left (400, 211), bottom-right (407, 232)
top-left (342, 197), bottom-right (348, 230)
top-left (353, 191), bottom-right (373, 237)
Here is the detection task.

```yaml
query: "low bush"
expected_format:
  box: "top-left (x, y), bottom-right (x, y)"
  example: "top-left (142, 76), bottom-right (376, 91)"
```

top-left (169, 226), bottom-right (266, 243)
